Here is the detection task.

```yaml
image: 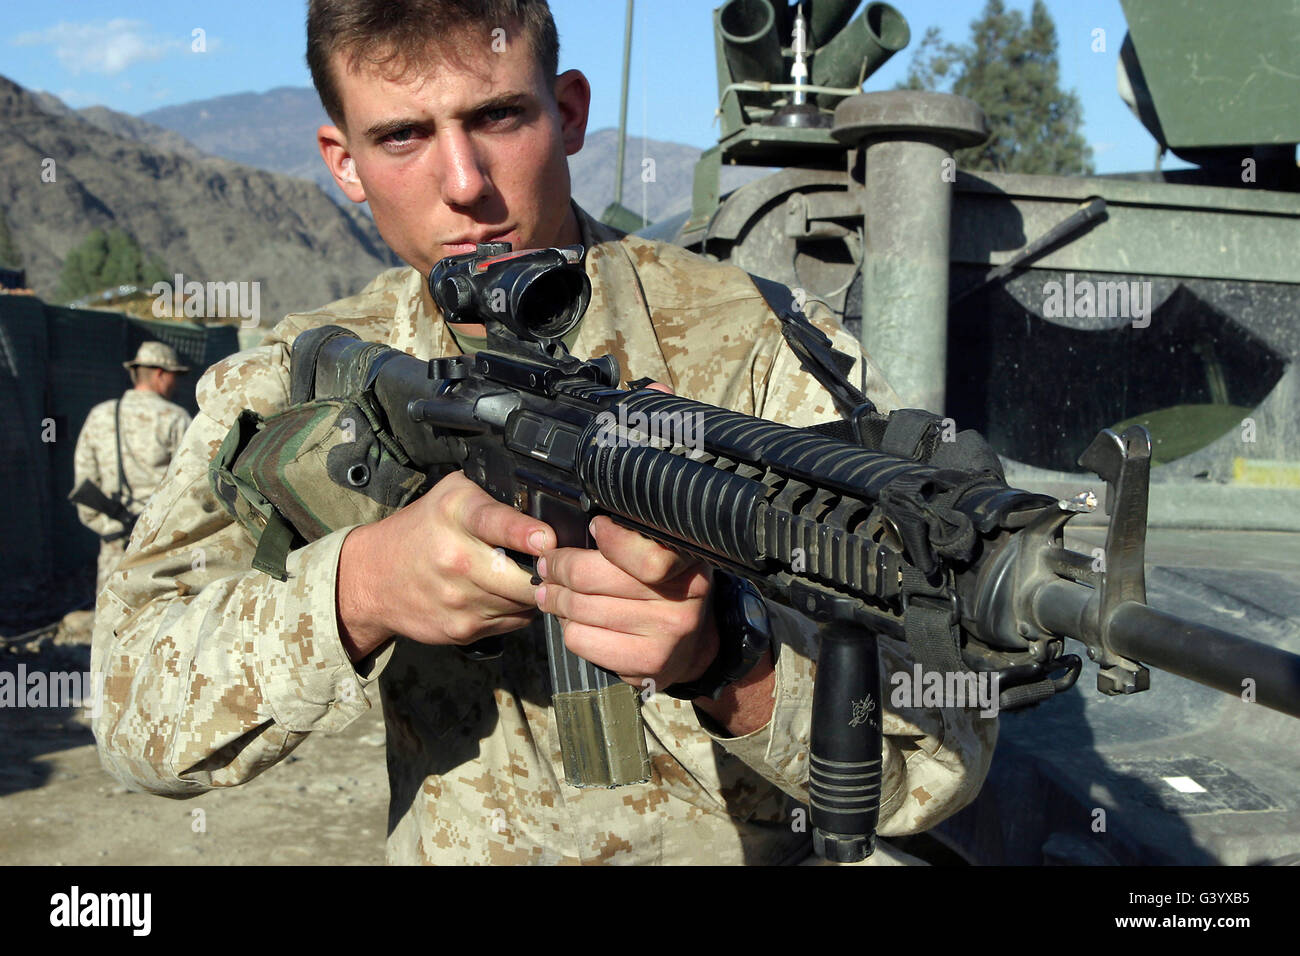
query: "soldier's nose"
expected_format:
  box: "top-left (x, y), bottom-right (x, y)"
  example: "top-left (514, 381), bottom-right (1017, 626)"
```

top-left (439, 131), bottom-right (492, 209)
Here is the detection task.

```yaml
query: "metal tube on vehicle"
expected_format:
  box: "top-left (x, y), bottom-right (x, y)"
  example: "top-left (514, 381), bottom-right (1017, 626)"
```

top-left (832, 91), bottom-right (988, 414)
top-left (806, 0), bottom-right (864, 46)
top-left (719, 0), bottom-right (784, 84)
top-left (812, 2), bottom-right (910, 108)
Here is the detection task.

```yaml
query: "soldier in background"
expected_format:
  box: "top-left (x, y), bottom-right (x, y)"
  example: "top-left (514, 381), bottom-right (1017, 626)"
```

top-left (71, 341), bottom-right (191, 594)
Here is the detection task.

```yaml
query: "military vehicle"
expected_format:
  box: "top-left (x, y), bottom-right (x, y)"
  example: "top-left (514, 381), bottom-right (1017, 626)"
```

top-left (634, 0), bottom-right (1300, 864)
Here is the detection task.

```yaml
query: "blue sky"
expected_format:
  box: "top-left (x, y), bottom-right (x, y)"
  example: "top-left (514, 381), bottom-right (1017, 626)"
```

top-left (5, 0), bottom-right (1177, 174)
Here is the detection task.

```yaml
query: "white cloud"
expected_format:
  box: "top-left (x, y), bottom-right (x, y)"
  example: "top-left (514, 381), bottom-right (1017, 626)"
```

top-left (13, 19), bottom-right (183, 75)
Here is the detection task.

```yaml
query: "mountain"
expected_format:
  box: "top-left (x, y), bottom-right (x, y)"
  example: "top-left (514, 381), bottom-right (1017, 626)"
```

top-left (136, 86), bottom-right (767, 223)
top-left (28, 93), bottom-right (210, 164)
top-left (76, 106), bottom-right (209, 163)
top-left (1, 76), bottom-right (399, 322)
top-left (142, 87), bottom-right (344, 202)
top-left (569, 128), bottom-right (769, 224)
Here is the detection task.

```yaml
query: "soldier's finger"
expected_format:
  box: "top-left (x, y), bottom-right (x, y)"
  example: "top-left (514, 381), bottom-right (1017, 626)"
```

top-left (588, 516), bottom-right (697, 586)
top-left (535, 582), bottom-right (665, 635)
top-left (536, 546), bottom-right (662, 600)
top-left (471, 610), bottom-right (539, 640)
top-left (557, 620), bottom-right (676, 681)
top-left (433, 606), bottom-right (539, 647)
top-left (460, 497), bottom-right (555, 556)
top-left (472, 541), bottom-right (543, 607)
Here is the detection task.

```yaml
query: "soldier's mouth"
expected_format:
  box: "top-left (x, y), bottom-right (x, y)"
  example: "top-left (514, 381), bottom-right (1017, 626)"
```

top-left (442, 231), bottom-right (514, 255)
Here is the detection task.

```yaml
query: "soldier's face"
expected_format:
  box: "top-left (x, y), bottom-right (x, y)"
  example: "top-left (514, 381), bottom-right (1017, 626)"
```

top-left (318, 29), bottom-right (591, 279)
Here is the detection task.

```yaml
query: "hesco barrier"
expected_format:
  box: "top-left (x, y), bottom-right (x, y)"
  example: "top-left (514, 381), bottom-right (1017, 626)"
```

top-left (0, 295), bottom-right (239, 633)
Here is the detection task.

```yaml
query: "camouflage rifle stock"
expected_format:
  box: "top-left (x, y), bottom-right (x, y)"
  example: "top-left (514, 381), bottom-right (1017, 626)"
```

top-left (289, 244), bottom-right (1300, 863)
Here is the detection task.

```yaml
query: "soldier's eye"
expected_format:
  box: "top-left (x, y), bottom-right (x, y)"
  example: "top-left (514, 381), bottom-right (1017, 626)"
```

top-left (481, 106), bottom-right (524, 126)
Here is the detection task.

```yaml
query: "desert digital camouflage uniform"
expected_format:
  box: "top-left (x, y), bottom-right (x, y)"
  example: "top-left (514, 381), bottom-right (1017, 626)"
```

top-left (73, 387), bottom-right (191, 593)
top-left (91, 205), bottom-right (998, 865)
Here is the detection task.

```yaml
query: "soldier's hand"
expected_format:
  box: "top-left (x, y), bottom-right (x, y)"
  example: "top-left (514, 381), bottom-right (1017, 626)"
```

top-left (337, 470), bottom-right (554, 659)
top-left (534, 516), bottom-right (719, 693)
top-left (533, 381), bottom-right (719, 692)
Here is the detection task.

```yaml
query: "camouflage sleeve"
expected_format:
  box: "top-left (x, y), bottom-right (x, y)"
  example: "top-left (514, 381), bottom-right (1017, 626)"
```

top-left (72, 404), bottom-right (118, 538)
top-left (90, 344), bottom-right (389, 796)
top-left (165, 405), bottom-right (192, 459)
top-left (697, 301), bottom-right (998, 836)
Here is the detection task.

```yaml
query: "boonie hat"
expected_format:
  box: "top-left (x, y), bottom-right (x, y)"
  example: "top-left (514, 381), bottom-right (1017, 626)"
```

top-left (123, 341), bottom-right (190, 373)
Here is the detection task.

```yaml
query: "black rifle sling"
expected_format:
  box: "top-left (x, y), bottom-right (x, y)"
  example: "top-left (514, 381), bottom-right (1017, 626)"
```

top-left (112, 398), bottom-right (138, 540)
top-left (748, 274), bottom-right (869, 418)
top-left (899, 565), bottom-right (965, 675)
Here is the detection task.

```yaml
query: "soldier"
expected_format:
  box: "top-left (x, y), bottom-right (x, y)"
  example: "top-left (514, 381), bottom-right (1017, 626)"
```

top-left (72, 341), bottom-right (191, 594)
top-left (91, 0), bottom-right (997, 864)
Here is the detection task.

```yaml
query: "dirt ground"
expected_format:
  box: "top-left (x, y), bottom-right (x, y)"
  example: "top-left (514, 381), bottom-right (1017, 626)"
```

top-left (1, 611), bottom-right (390, 866)
top-left (2, 613), bottom-right (935, 867)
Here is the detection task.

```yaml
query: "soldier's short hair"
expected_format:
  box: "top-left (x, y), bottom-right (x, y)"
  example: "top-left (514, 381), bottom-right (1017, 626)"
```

top-left (307, 0), bottom-right (560, 129)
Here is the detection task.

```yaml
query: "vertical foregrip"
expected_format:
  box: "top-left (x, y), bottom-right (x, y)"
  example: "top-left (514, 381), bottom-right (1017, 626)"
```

top-left (809, 626), bottom-right (882, 862)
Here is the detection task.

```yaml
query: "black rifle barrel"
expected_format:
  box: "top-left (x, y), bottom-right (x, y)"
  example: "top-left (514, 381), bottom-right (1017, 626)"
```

top-left (1034, 579), bottom-right (1300, 718)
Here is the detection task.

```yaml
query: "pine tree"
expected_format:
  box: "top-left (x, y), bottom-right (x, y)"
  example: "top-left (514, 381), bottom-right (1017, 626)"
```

top-left (101, 229), bottom-right (143, 287)
top-left (56, 229), bottom-right (109, 301)
top-left (897, 0), bottom-right (1093, 175)
top-left (899, 26), bottom-right (962, 93)
top-left (142, 253), bottom-right (170, 288)
top-left (55, 228), bottom-right (167, 302)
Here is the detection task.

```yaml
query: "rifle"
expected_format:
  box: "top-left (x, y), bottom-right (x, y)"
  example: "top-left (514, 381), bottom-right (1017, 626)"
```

top-left (68, 478), bottom-right (137, 542)
top-left (70, 396), bottom-right (138, 543)
top-left (288, 243), bottom-right (1300, 863)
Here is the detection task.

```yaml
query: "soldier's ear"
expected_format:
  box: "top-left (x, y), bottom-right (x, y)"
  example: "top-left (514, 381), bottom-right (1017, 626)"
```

top-left (553, 70), bottom-right (590, 157)
top-left (319, 124), bottom-right (367, 203)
